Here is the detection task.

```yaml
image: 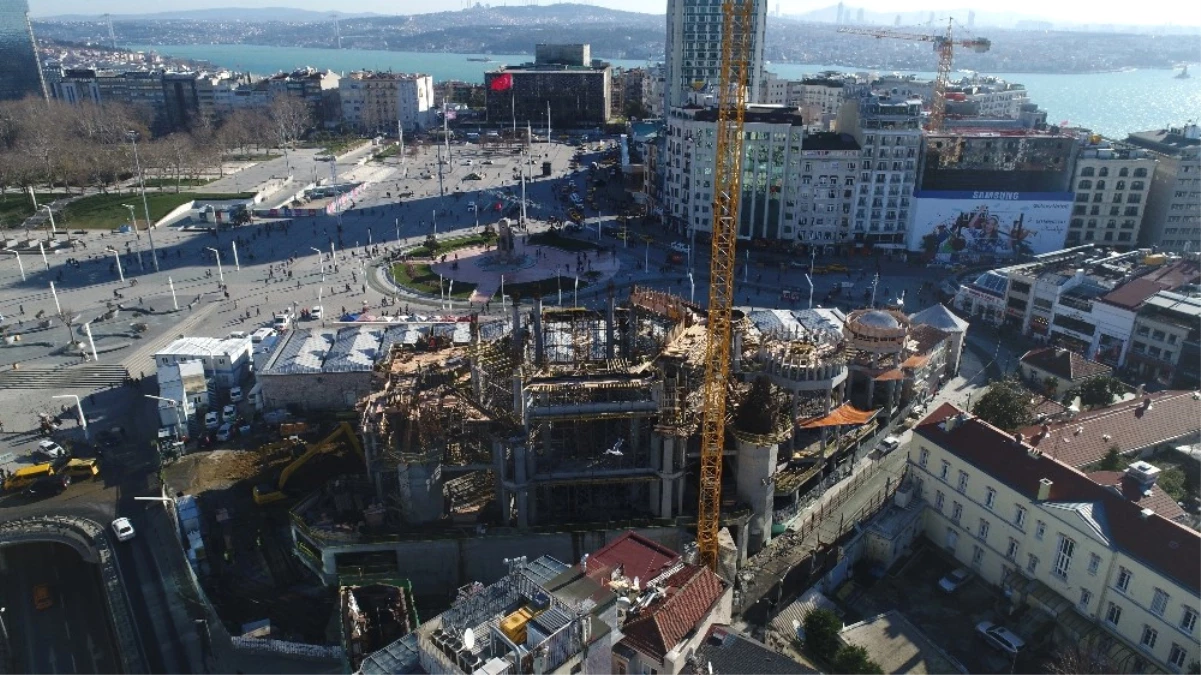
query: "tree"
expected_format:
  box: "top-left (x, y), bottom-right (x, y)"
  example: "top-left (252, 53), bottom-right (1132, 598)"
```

top-left (56, 307), bottom-right (80, 348)
top-left (268, 94), bottom-right (313, 168)
top-left (971, 377), bottom-right (1034, 432)
top-left (1042, 376), bottom-right (1059, 398)
top-left (1098, 445), bottom-right (1123, 471)
top-left (803, 608), bottom-right (843, 662)
top-left (1047, 635), bottom-right (1113, 674)
top-left (832, 645), bottom-right (883, 674)
top-left (1079, 376), bottom-right (1125, 408)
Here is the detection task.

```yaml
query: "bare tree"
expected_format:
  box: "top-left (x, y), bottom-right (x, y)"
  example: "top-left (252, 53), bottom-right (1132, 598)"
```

top-left (267, 94), bottom-right (313, 169)
top-left (56, 307), bottom-right (80, 349)
top-left (1046, 635), bottom-right (1113, 675)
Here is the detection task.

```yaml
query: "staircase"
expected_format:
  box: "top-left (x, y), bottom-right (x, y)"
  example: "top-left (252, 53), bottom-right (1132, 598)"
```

top-left (0, 364), bottom-right (130, 390)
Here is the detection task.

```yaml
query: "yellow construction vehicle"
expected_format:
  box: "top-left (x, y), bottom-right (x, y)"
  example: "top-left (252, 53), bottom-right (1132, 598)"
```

top-left (252, 422), bottom-right (364, 505)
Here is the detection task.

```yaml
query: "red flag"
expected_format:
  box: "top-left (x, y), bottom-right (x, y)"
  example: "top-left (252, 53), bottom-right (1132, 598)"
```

top-left (490, 73), bottom-right (512, 92)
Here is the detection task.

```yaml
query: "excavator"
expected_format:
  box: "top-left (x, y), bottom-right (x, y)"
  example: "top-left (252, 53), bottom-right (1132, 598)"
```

top-left (252, 422), bottom-right (364, 505)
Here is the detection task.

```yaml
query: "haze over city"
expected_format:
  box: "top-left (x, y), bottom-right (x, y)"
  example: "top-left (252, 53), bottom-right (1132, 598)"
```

top-left (30, 0), bottom-right (1201, 27)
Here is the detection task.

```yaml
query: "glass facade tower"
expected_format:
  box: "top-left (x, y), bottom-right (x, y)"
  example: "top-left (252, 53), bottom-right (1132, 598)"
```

top-left (0, 0), bottom-right (47, 101)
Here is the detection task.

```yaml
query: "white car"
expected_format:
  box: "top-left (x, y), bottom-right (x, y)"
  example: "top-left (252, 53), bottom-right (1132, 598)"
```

top-left (311, 305), bottom-right (324, 320)
top-left (669, 242), bottom-right (691, 254)
top-left (215, 423), bottom-right (232, 442)
top-left (222, 404), bottom-right (237, 422)
top-left (229, 386), bottom-right (244, 403)
top-left (36, 440), bottom-right (68, 460)
top-left (880, 435), bottom-right (902, 454)
top-left (204, 411), bottom-right (219, 430)
top-left (976, 621), bottom-right (1025, 655)
top-left (111, 517), bottom-right (136, 542)
top-left (938, 568), bottom-right (971, 593)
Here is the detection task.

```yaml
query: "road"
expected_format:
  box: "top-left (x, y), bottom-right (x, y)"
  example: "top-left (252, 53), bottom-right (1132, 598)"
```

top-left (0, 541), bottom-right (120, 674)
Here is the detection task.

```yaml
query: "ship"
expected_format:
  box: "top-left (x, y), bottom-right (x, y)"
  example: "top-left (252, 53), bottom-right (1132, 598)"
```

top-left (467, 57), bottom-right (493, 62)
top-left (1176, 64), bottom-right (1190, 79)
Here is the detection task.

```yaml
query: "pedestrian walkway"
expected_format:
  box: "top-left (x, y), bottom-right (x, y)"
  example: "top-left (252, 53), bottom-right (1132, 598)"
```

top-left (0, 363), bottom-right (128, 390)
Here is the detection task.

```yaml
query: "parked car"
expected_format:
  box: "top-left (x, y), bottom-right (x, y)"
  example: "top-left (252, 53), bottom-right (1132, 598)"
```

top-left (976, 621), bottom-right (1025, 655)
top-left (229, 386), bottom-right (244, 403)
top-left (111, 517), bottom-right (136, 542)
top-left (216, 423), bottom-right (233, 442)
top-left (880, 436), bottom-right (902, 454)
top-left (939, 568), bottom-right (972, 593)
top-left (204, 411), bottom-right (219, 430)
top-left (222, 405), bottom-right (237, 422)
top-left (26, 474), bottom-right (70, 499)
top-left (35, 440), bottom-right (68, 460)
top-left (311, 305), bottom-right (324, 320)
top-left (669, 242), bottom-right (691, 254)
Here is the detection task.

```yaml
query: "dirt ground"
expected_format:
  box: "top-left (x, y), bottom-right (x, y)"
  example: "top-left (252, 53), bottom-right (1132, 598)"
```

top-left (164, 448), bottom-right (263, 494)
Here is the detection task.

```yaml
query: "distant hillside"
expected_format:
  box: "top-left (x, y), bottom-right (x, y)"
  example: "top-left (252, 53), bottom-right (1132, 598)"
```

top-left (40, 7), bottom-right (386, 22)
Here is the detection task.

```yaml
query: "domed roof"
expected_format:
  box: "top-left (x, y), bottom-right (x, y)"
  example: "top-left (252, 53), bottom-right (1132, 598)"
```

top-left (857, 310), bottom-right (900, 329)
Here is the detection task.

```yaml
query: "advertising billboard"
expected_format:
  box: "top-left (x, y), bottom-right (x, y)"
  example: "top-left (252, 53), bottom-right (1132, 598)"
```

top-left (907, 191), bottom-right (1072, 262)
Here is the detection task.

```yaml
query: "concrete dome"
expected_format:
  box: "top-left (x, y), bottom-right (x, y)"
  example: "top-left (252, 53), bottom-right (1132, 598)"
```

top-left (857, 310), bottom-right (900, 330)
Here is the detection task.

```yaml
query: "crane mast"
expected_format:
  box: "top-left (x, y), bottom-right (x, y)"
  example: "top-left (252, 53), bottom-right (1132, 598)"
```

top-left (837, 19), bottom-right (990, 132)
top-left (696, 0), bottom-right (757, 572)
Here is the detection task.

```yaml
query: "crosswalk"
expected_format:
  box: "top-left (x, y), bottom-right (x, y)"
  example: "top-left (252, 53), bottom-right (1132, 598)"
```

top-left (0, 363), bottom-right (129, 390)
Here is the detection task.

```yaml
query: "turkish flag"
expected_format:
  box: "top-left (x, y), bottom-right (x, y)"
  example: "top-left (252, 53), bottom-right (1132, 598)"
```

top-left (490, 73), bottom-right (512, 92)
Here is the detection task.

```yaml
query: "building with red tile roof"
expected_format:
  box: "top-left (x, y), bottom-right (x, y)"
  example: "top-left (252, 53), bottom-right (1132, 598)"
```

top-left (1019, 390), bottom-right (1201, 469)
top-left (1018, 347), bottom-right (1112, 396)
top-left (584, 531), bottom-right (682, 586)
top-left (615, 564), bottom-right (731, 673)
top-left (909, 403), bottom-right (1200, 673)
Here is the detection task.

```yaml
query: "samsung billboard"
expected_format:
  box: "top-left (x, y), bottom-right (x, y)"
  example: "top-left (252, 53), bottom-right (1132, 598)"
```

top-left (907, 190), bottom-right (1072, 262)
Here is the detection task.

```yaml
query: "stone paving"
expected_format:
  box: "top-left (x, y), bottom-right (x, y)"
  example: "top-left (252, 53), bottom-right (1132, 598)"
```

top-left (429, 240), bottom-right (621, 304)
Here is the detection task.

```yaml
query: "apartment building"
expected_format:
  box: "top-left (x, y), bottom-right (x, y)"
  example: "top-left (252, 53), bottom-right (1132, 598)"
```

top-left (1069, 139), bottom-right (1157, 249)
top-left (909, 405), bottom-right (1200, 674)
top-left (848, 94), bottom-right (923, 248)
top-left (340, 71), bottom-right (435, 133)
top-left (664, 0), bottom-right (767, 110)
top-left (484, 63), bottom-right (611, 128)
top-left (663, 104), bottom-right (859, 245)
top-left (1128, 291), bottom-right (1201, 389)
top-left (1126, 124), bottom-right (1201, 253)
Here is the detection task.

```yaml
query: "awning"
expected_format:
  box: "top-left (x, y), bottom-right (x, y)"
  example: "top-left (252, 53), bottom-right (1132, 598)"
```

top-left (798, 403), bottom-right (880, 428)
top-left (874, 368), bottom-right (905, 381)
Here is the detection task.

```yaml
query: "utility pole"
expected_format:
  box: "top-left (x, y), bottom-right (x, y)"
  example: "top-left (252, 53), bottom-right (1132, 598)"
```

top-left (128, 131), bottom-right (160, 271)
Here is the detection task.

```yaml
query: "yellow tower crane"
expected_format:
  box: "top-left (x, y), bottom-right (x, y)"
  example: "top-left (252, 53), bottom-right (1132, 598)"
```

top-left (838, 19), bottom-right (991, 132)
top-left (696, 0), bottom-right (758, 572)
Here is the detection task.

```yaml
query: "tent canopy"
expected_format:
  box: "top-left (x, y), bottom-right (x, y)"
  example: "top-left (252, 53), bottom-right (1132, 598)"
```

top-left (798, 403), bottom-right (880, 429)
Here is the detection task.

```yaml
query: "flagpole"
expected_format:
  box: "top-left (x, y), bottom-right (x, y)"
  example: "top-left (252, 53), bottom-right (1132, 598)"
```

top-left (546, 101), bottom-right (551, 143)
top-left (443, 98), bottom-right (451, 162)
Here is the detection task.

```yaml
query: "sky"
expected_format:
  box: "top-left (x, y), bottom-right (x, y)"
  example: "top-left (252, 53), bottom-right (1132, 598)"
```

top-left (29, 0), bottom-right (1201, 27)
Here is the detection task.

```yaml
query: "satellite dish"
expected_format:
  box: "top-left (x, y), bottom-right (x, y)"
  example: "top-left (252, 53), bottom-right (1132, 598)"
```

top-left (463, 628), bottom-right (476, 651)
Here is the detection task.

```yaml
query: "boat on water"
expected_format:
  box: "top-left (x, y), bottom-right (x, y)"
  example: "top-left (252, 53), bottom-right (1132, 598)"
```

top-left (1176, 64), bottom-right (1190, 79)
top-left (467, 57), bottom-right (493, 62)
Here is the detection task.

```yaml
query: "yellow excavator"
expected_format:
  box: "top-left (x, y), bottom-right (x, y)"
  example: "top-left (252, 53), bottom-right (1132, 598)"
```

top-left (252, 422), bottom-right (364, 505)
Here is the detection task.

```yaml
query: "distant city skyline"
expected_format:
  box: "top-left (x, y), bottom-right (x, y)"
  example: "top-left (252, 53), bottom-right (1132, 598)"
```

top-left (29, 0), bottom-right (1201, 28)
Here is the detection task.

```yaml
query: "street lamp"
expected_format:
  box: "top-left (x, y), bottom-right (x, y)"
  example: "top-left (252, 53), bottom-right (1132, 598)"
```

top-left (127, 130), bottom-right (160, 272)
top-left (40, 205), bottom-right (57, 236)
top-left (83, 320), bottom-right (98, 361)
top-left (310, 247), bottom-right (325, 281)
top-left (205, 247), bottom-right (224, 283)
top-left (2, 250), bottom-right (24, 281)
top-left (107, 246), bottom-right (124, 282)
top-left (145, 394), bottom-right (190, 439)
top-left (122, 204), bottom-right (145, 269)
top-left (52, 394), bottom-right (88, 441)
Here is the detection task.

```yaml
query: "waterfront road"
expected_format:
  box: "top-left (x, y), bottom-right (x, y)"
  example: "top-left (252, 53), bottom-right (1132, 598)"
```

top-left (0, 541), bottom-right (120, 674)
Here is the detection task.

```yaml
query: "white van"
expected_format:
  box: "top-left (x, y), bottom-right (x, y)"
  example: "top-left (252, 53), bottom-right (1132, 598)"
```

top-left (251, 327), bottom-right (276, 344)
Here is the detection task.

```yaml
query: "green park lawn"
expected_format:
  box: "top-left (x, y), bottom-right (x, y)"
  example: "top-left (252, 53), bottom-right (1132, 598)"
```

top-left (62, 192), bottom-right (256, 229)
top-left (503, 275), bottom-right (588, 299)
top-left (406, 232), bottom-right (497, 258)
top-left (391, 262), bottom-right (476, 299)
top-left (0, 192), bottom-right (60, 227)
top-left (528, 229), bottom-right (603, 252)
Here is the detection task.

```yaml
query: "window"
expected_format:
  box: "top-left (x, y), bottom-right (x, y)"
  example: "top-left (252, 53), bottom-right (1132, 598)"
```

top-left (1151, 589), bottom-right (1170, 617)
top-left (971, 545), bottom-right (984, 568)
top-left (1035, 520), bottom-right (1046, 540)
top-left (1014, 506), bottom-right (1027, 529)
top-left (1106, 602), bottom-right (1122, 626)
top-left (1079, 588), bottom-right (1092, 611)
top-left (940, 460), bottom-right (950, 480)
top-left (935, 490), bottom-right (945, 512)
top-left (1117, 567), bottom-right (1132, 592)
top-left (919, 447), bottom-right (929, 468)
top-left (957, 470), bottom-right (969, 493)
top-left (978, 519), bottom-right (990, 541)
top-left (1182, 607), bottom-right (1198, 633)
top-left (1053, 535), bottom-right (1075, 580)
top-left (985, 487), bottom-right (996, 509)
top-left (1141, 626), bottom-right (1158, 650)
top-left (1027, 554), bottom-right (1039, 574)
top-left (951, 502), bottom-right (963, 523)
top-left (1088, 553), bottom-right (1101, 575)
top-left (1170, 644), bottom-right (1188, 668)
top-left (1006, 538), bottom-right (1019, 560)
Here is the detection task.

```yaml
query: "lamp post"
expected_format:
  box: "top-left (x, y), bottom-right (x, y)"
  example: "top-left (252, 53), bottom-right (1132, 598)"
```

top-left (3, 250), bottom-right (25, 281)
top-left (804, 273), bottom-right (813, 309)
top-left (205, 247), bottom-right (224, 283)
top-left (83, 321), bottom-right (98, 361)
top-left (145, 394), bottom-right (190, 438)
top-left (168, 276), bottom-right (178, 310)
top-left (688, 271), bottom-right (695, 304)
top-left (231, 241), bottom-right (240, 271)
top-left (52, 394), bottom-right (88, 441)
top-left (37, 240), bottom-right (48, 270)
top-left (122, 204), bottom-right (144, 269)
top-left (108, 247), bottom-right (124, 282)
top-left (49, 281), bottom-right (61, 315)
top-left (310, 247), bottom-right (325, 281)
top-left (40, 205), bottom-right (57, 236)
top-left (127, 130), bottom-right (160, 272)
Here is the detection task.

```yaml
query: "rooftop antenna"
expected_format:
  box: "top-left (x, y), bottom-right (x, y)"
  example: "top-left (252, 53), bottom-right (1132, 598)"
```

top-left (105, 14), bottom-right (117, 50)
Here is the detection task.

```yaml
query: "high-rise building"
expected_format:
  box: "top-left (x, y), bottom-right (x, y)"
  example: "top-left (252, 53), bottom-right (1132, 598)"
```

top-left (0, 0), bottom-right (47, 101)
top-left (663, 0), bottom-right (767, 110)
top-left (339, 71), bottom-right (435, 133)
top-left (1126, 124), bottom-right (1201, 253)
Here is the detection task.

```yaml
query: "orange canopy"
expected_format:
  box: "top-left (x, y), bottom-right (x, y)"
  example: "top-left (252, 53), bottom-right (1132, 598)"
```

top-left (797, 403), bottom-right (880, 429)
